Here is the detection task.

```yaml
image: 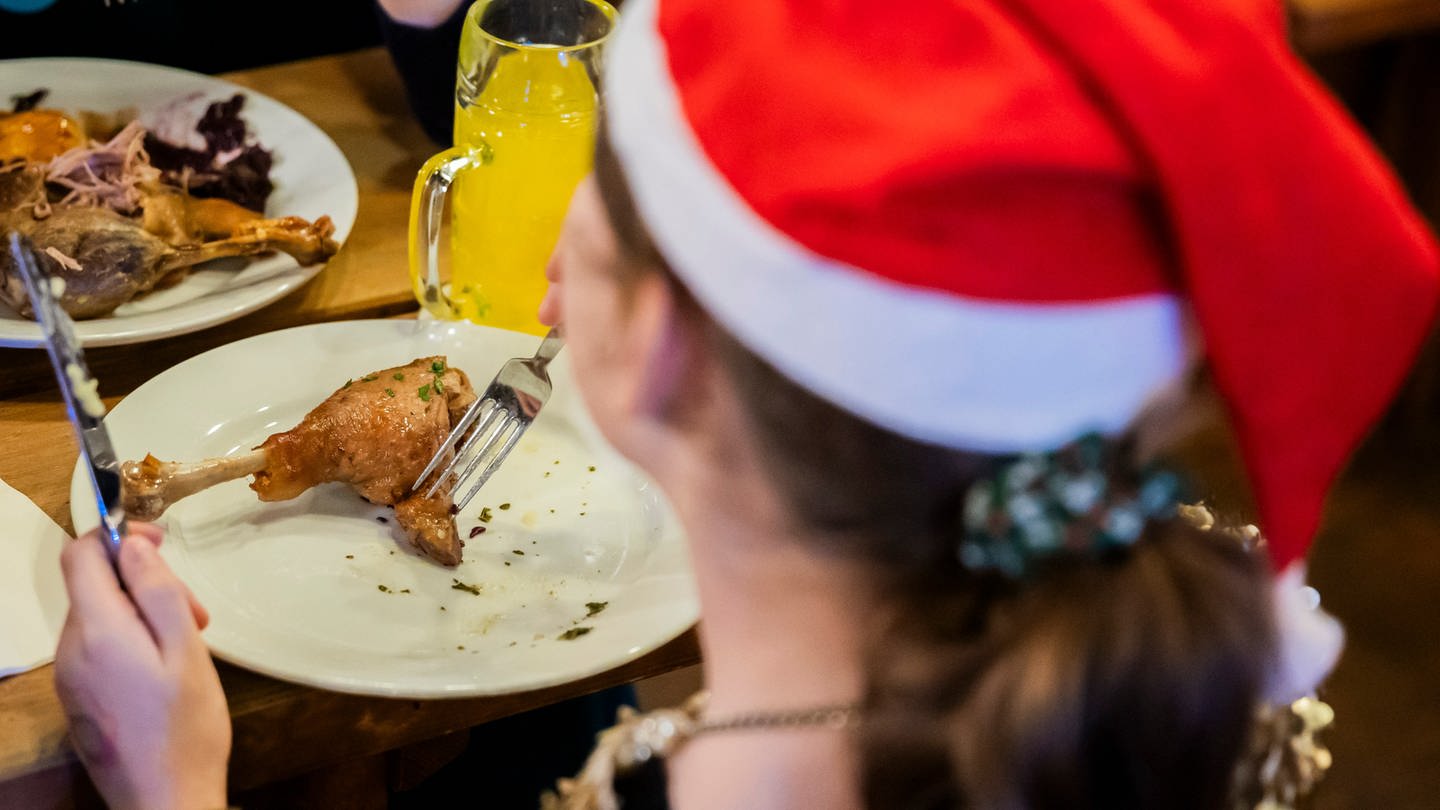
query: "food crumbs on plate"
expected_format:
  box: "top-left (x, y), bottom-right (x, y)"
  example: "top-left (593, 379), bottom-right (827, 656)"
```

top-left (509, 641), bottom-right (517, 647)
top-left (543, 471), bottom-right (551, 478)
top-left (457, 645), bottom-right (465, 650)
top-left (498, 502), bottom-right (511, 510)
top-left (534, 633), bottom-right (545, 640)
top-left (579, 512), bottom-right (587, 516)
top-left (440, 606), bottom-right (447, 611)
top-left (585, 601), bottom-right (609, 618)
top-left (479, 506), bottom-right (494, 523)
top-left (345, 554), bottom-right (354, 560)
top-left (400, 589), bottom-right (411, 594)
top-left (512, 549), bottom-right (525, 556)
top-left (504, 561), bottom-right (511, 566)
top-left (588, 466), bottom-right (596, 472)
top-left (451, 578), bottom-right (482, 596)
top-left (376, 516), bottom-right (388, 523)
top-left (469, 526), bottom-right (487, 538)
top-left (558, 627), bottom-right (592, 641)
top-left (549, 508), bottom-right (556, 514)
top-left (378, 585), bottom-right (391, 593)
top-left (553, 459), bottom-right (560, 465)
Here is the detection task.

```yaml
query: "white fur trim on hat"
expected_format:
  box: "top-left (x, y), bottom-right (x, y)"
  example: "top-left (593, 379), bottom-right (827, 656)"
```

top-left (1266, 562), bottom-right (1345, 703)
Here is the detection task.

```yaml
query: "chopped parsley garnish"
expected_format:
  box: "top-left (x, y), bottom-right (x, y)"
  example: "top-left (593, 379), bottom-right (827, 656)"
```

top-left (451, 578), bottom-right (482, 595)
top-left (343, 379), bottom-right (353, 388)
top-left (433, 377), bottom-right (445, 394)
top-left (384, 388), bottom-right (396, 397)
top-left (393, 372), bottom-right (405, 381)
top-left (361, 374), bottom-right (379, 382)
top-left (479, 506), bottom-right (494, 523)
top-left (498, 502), bottom-right (511, 510)
top-left (585, 601), bottom-right (609, 618)
top-left (558, 627), bottom-right (592, 641)
top-left (431, 360), bottom-right (446, 374)
top-left (418, 384), bottom-right (432, 402)
top-left (512, 549), bottom-right (525, 556)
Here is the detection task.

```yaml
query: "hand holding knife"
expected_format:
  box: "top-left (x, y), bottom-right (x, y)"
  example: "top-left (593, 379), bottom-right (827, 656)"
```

top-left (7, 233), bottom-right (127, 565)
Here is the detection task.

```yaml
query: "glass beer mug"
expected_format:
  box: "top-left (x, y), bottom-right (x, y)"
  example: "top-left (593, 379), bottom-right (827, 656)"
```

top-left (410, 0), bottom-right (616, 335)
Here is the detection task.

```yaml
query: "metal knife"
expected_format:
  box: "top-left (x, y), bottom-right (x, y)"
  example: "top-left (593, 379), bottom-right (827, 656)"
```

top-left (7, 233), bottom-right (126, 564)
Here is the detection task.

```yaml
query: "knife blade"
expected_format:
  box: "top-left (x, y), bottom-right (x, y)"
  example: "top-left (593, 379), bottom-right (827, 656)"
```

top-left (7, 233), bottom-right (126, 564)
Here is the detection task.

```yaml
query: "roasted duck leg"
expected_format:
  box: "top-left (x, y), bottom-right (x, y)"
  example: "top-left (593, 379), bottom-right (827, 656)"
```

top-left (139, 182), bottom-right (265, 245)
top-left (122, 357), bottom-right (477, 566)
top-left (0, 205), bottom-right (338, 319)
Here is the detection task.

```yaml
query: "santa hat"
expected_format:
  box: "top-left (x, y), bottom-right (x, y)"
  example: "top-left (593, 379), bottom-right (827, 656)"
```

top-left (606, 0), bottom-right (1438, 584)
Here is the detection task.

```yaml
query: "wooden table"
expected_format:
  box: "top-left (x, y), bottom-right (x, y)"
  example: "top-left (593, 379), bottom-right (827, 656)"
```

top-left (0, 48), bottom-right (700, 807)
top-left (1290, 0), bottom-right (1440, 53)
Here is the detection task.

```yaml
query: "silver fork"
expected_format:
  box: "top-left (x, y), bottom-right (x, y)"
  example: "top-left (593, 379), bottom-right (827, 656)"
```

top-left (412, 326), bottom-right (565, 510)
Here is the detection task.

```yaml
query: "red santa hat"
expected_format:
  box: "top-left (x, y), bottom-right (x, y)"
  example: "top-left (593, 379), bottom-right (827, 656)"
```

top-left (604, 0), bottom-right (1439, 576)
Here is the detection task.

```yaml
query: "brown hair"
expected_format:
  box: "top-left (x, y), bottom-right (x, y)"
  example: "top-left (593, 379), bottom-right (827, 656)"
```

top-left (592, 129), bottom-right (1275, 809)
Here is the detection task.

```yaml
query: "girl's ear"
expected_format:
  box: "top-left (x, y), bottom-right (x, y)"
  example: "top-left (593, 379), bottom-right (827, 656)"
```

top-left (620, 272), bottom-right (712, 429)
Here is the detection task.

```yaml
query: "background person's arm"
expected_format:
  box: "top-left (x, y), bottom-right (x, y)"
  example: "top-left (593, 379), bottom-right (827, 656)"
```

top-left (377, 0), bottom-right (466, 27)
top-left (375, 0), bottom-right (471, 145)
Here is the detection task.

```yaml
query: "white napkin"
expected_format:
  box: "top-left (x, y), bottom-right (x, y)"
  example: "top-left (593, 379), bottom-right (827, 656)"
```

top-left (0, 478), bottom-right (70, 679)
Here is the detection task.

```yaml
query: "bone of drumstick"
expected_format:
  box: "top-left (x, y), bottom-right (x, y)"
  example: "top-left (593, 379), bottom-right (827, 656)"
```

top-left (121, 448), bottom-right (269, 521)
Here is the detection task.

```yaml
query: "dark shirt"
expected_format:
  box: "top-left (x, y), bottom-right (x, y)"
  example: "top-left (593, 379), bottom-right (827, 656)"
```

top-left (0, 0), bottom-right (382, 74)
top-left (373, 0), bottom-right (468, 145)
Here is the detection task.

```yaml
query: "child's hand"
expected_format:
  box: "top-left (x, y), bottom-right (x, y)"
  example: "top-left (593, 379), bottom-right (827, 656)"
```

top-left (54, 523), bottom-right (231, 810)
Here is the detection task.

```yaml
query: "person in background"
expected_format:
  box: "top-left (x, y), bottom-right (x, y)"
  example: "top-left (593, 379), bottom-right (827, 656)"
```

top-left (374, 0), bottom-right (472, 145)
top-left (52, 1), bottom-right (1439, 809)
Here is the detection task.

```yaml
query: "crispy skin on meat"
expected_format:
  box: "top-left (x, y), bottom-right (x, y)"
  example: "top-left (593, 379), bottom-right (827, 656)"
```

top-left (251, 357), bottom-right (475, 565)
top-left (121, 357), bottom-right (476, 566)
top-left (0, 206), bottom-right (338, 319)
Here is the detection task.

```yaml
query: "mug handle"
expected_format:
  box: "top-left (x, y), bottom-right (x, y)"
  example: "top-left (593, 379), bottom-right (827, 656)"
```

top-left (409, 145), bottom-right (490, 320)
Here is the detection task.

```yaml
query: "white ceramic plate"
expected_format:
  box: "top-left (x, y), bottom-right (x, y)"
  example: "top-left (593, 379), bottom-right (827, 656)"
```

top-left (1, 58), bottom-right (358, 348)
top-left (72, 320), bottom-right (699, 698)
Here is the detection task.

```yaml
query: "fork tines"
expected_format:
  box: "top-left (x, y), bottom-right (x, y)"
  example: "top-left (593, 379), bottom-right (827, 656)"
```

top-left (413, 395), bottom-right (526, 511)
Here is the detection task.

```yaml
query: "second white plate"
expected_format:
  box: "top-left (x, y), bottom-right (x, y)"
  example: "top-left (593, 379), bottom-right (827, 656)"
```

top-left (0, 58), bottom-right (359, 348)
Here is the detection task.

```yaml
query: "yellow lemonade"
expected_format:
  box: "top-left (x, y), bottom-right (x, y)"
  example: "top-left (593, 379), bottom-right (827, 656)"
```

top-left (448, 48), bottom-right (597, 335)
